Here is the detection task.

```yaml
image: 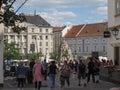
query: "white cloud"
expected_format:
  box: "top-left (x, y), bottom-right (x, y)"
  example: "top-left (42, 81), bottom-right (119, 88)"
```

top-left (39, 10), bottom-right (76, 26)
top-left (14, 0), bottom-right (107, 9)
top-left (97, 6), bottom-right (107, 15)
top-left (13, 0), bottom-right (107, 26)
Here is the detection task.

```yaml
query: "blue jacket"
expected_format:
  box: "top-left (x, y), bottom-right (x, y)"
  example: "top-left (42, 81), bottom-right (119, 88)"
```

top-left (16, 65), bottom-right (27, 76)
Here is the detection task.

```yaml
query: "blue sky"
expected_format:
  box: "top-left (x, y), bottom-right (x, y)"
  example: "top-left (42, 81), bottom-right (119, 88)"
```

top-left (13, 0), bottom-right (107, 26)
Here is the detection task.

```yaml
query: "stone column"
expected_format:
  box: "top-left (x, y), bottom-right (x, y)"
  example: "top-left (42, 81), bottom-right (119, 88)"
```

top-left (0, 23), bottom-right (4, 87)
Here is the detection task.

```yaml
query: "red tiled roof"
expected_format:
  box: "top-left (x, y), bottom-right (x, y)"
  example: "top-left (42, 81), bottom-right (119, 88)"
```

top-left (64, 25), bottom-right (84, 38)
top-left (53, 27), bottom-right (65, 32)
top-left (64, 22), bottom-right (108, 38)
top-left (78, 22), bottom-right (108, 37)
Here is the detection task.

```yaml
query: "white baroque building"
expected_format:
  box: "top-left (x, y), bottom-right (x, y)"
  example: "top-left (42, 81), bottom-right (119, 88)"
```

top-left (4, 14), bottom-right (53, 61)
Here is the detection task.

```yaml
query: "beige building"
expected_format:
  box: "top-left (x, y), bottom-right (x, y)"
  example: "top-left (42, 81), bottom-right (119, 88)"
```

top-left (4, 14), bottom-right (53, 61)
top-left (107, 0), bottom-right (120, 65)
top-left (53, 25), bottom-right (72, 61)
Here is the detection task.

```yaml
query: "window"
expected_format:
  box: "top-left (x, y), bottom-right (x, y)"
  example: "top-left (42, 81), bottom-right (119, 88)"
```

top-left (40, 36), bottom-right (42, 40)
top-left (116, 0), bottom-right (120, 14)
top-left (103, 46), bottom-right (105, 52)
top-left (32, 35), bottom-right (35, 39)
top-left (94, 46), bottom-right (96, 51)
top-left (32, 28), bottom-right (34, 32)
top-left (39, 28), bottom-right (42, 32)
top-left (46, 42), bottom-right (48, 46)
top-left (86, 46), bottom-right (89, 52)
top-left (79, 47), bottom-right (81, 52)
top-left (46, 29), bottom-right (48, 32)
top-left (46, 36), bottom-right (48, 40)
top-left (24, 36), bottom-right (27, 40)
top-left (94, 39), bottom-right (97, 43)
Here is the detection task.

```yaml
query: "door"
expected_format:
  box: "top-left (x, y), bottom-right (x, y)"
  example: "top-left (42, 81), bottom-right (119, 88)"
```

top-left (114, 47), bottom-right (120, 65)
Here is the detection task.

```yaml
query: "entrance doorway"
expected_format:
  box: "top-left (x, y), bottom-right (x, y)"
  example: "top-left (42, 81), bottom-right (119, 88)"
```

top-left (114, 47), bottom-right (120, 65)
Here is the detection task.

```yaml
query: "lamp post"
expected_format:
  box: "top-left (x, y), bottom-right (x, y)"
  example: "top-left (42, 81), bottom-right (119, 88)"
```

top-left (111, 27), bottom-right (120, 40)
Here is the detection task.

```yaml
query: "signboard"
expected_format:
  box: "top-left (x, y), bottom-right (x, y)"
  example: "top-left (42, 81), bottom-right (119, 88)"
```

top-left (103, 31), bottom-right (111, 38)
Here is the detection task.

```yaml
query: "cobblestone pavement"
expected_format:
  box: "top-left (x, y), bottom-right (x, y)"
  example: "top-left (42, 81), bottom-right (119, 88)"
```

top-left (1, 74), bottom-right (120, 90)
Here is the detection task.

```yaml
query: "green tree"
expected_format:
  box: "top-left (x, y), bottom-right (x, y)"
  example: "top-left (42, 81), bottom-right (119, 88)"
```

top-left (4, 41), bottom-right (21, 60)
top-left (62, 49), bottom-right (69, 60)
top-left (50, 52), bottom-right (58, 60)
top-left (38, 52), bottom-right (44, 59)
top-left (28, 53), bottom-right (39, 60)
top-left (0, 0), bottom-right (27, 33)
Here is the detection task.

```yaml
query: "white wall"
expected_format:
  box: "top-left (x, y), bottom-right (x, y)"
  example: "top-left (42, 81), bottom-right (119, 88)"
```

top-left (108, 0), bottom-right (120, 27)
top-left (62, 25), bottom-right (72, 37)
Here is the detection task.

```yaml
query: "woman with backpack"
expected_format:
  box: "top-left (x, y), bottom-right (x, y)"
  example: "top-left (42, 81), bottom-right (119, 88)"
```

top-left (60, 60), bottom-right (71, 89)
top-left (77, 60), bottom-right (87, 87)
top-left (16, 62), bottom-right (27, 90)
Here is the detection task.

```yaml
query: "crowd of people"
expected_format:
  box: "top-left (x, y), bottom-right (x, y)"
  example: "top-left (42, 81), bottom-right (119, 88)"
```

top-left (6, 57), bottom-right (114, 90)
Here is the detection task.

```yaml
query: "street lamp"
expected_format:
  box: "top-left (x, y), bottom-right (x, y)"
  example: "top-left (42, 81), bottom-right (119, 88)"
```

top-left (111, 27), bottom-right (120, 40)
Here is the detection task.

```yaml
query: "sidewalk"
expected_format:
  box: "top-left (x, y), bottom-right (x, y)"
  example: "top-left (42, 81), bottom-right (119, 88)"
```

top-left (1, 74), bottom-right (120, 90)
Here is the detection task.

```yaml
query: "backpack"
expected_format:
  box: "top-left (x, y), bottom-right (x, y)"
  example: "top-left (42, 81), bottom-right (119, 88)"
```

top-left (61, 65), bottom-right (70, 77)
top-left (78, 63), bottom-right (86, 73)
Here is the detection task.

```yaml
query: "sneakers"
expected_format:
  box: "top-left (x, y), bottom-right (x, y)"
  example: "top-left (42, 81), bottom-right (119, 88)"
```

top-left (96, 80), bottom-right (99, 83)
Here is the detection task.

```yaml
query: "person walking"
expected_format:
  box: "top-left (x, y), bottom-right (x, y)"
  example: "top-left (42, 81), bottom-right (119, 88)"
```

top-left (77, 60), bottom-right (87, 86)
top-left (87, 57), bottom-right (95, 83)
top-left (16, 62), bottom-right (27, 90)
top-left (42, 59), bottom-right (48, 80)
top-left (33, 60), bottom-right (44, 90)
top-left (47, 61), bottom-right (58, 88)
top-left (28, 59), bottom-right (35, 84)
top-left (60, 60), bottom-right (71, 89)
top-left (93, 57), bottom-right (101, 83)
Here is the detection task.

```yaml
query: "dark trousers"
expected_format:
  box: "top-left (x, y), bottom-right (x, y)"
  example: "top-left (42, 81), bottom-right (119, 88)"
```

top-left (44, 70), bottom-right (47, 80)
top-left (35, 81), bottom-right (41, 90)
top-left (87, 71), bottom-right (95, 83)
top-left (60, 76), bottom-right (70, 87)
top-left (18, 78), bottom-right (25, 88)
top-left (27, 70), bottom-right (33, 84)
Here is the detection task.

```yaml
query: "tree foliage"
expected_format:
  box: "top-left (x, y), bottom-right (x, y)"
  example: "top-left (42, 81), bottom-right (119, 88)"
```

top-left (28, 53), bottom-right (39, 60)
top-left (62, 49), bottom-right (69, 60)
top-left (0, 0), bottom-right (27, 34)
top-left (50, 52), bottom-right (58, 60)
top-left (4, 41), bottom-right (21, 60)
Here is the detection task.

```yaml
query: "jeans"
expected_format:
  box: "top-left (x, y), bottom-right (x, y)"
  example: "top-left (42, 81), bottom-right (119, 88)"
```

top-left (17, 78), bottom-right (25, 88)
top-left (49, 74), bottom-right (56, 87)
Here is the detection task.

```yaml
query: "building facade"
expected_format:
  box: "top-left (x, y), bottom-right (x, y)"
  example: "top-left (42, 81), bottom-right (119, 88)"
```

top-left (4, 14), bottom-right (53, 61)
top-left (107, 0), bottom-right (120, 65)
top-left (64, 22), bottom-right (108, 60)
top-left (53, 25), bottom-right (72, 61)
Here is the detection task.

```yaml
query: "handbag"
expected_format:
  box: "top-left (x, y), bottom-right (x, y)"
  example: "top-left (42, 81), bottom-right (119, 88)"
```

top-left (41, 66), bottom-right (45, 75)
